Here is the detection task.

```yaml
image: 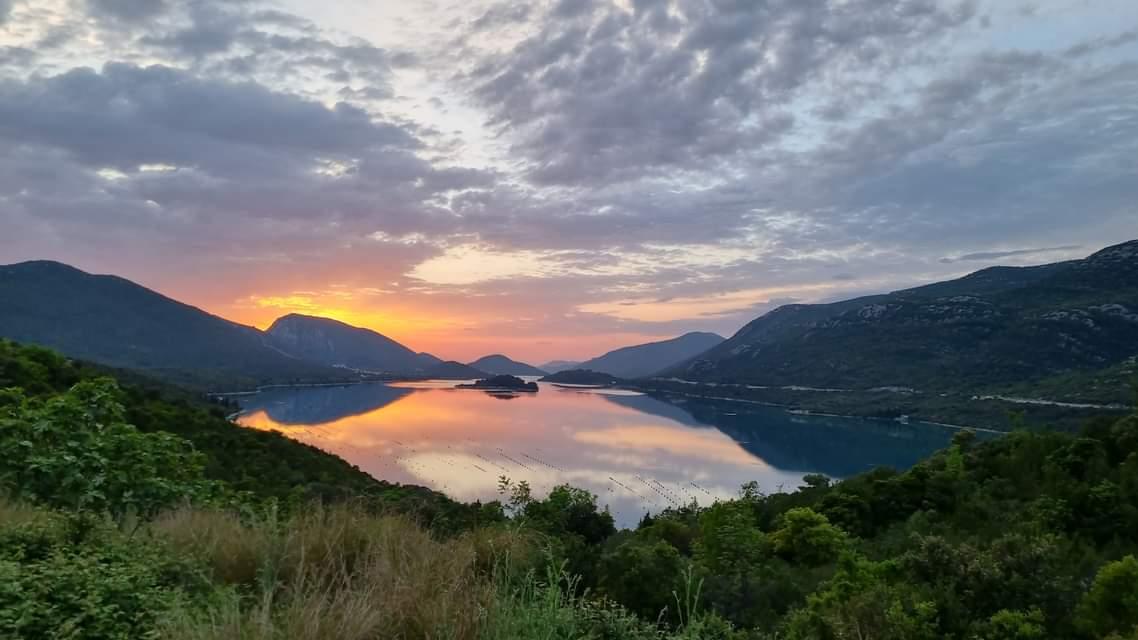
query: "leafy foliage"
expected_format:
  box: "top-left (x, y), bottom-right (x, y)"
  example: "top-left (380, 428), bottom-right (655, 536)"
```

top-left (0, 378), bottom-right (216, 522)
top-left (5, 338), bottom-right (1138, 639)
top-left (0, 339), bottom-right (501, 533)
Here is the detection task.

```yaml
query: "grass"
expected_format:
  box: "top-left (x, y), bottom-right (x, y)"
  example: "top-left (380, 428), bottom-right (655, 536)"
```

top-left (1, 497), bottom-right (736, 639)
top-left (153, 502), bottom-right (548, 640)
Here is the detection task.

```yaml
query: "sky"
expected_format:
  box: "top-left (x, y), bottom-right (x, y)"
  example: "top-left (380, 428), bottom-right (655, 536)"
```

top-left (1, 0), bottom-right (1136, 363)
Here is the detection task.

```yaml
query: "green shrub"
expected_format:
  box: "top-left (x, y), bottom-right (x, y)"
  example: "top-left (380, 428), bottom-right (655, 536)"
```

top-left (0, 379), bottom-right (218, 522)
top-left (0, 503), bottom-right (209, 640)
top-left (1077, 555), bottom-right (1138, 637)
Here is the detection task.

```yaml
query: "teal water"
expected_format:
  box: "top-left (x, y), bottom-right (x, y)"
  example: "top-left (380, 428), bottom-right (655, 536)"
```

top-left (239, 381), bottom-right (968, 527)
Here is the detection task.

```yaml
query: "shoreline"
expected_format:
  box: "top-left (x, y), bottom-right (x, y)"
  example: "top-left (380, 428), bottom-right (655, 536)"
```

top-left (636, 386), bottom-right (1004, 435)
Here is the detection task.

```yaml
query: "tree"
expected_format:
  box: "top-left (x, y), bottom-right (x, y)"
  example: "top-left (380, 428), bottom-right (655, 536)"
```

top-left (694, 499), bottom-right (769, 626)
top-left (972, 609), bottom-right (1046, 640)
top-left (770, 508), bottom-right (847, 566)
top-left (1076, 556), bottom-right (1138, 638)
top-left (0, 379), bottom-right (216, 523)
top-left (783, 555), bottom-right (938, 640)
top-left (599, 538), bottom-right (687, 621)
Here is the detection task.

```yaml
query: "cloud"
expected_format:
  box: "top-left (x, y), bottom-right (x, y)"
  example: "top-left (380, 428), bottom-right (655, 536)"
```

top-left (2, 0), bottom-right (1138, 361)
top-left (464, 0), bottom-right (977, 186)
top-left (0, 0), bottom-right (12, 24)
top-left (87, 0), bottom-right (170, 23)
top-left (939, 245), bottom-right (1083, 263)
top-left (471, 3), bottom-right (531, 31)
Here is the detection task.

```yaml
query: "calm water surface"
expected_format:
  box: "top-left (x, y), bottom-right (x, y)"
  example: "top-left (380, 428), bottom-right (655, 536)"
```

top-left (239, 381), bottom-right (964, 527)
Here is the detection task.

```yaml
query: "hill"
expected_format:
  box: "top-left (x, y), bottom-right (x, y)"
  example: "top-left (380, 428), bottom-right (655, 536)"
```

top-left (672, 240), bottom-right (1138, 395)
top-left (467, 354), bottom-right (547, 376)
top-left (579, 332), bottom-right (725, 378)
top-left (0, 261), bottom-right (346, 390)
top-left (5, 333), bottom-right (1138, 639)
top-left (540, 359), bottom-right (582, 374)
top-left (540, 369), bottom-right (620, 386)
top-left (0, 339), bottom-right (483, 526)
top-left (426, 360), bottom-right (489, 379)
top-left (267, 314), bottom-right (434, 375)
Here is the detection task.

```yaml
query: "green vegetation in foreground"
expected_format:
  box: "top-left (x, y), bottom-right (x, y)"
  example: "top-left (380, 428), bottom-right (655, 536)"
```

top-left (0, 339), bottom-right (498, 531)
top-left (5, 339), bottom-right (1138, 639)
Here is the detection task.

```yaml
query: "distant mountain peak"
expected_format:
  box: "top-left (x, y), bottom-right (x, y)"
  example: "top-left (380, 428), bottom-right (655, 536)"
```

top-left (577, 332), bottom-right (726, 379)
top-left (266, 314), bottom-right (428, 375)
top-left (427, 360), bottom-right (489, 379)
top-left (468, 354), bottom-right (547, 376)
top-left (0, 260), bottom-right (345, 388)
top-left (3, 260), bottom-right (93, 278)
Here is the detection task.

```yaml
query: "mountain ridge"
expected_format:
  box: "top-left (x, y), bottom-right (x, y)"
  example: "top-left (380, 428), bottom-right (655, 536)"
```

top-left (467, 354), bottom-right (547, 376)
top-left (577, 332), bottom-right (726, 378)
top-left (0, 260), bottom-right (347, 389)
top-left (266, 313), bottom-right (434, 375)
top-left (670, 240), bottom-right (1138, 392)
top-left (539, 360), bottom-right (583, 374)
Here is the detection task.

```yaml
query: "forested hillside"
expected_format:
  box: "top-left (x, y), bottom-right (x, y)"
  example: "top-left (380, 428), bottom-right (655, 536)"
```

top-left (674, 240), bottom-right (1138, 399)
top-left (0, 339), bottom-right (492, 529)
top-left (3, 339), bottom-right (1138, 639)
top-left (0, 261), bottom-right (350, 390)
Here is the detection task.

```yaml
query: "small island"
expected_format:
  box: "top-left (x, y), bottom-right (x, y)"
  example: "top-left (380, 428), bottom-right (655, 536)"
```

top-left (456, 374), bottom-right (539, 392)
top-left (539, 369), bottom-right (621, 387)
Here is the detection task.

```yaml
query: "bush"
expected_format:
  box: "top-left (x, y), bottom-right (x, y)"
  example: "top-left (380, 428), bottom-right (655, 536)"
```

top-left (0, 500), bottom-right (208, 640)
top-left (1077, 555), bottom-right (1138, 637)
top-left (0, 379), bottom-right (217, 522)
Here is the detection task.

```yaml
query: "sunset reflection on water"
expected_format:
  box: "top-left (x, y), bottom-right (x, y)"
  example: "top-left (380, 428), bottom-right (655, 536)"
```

top-left (239, 381), bottom-right (959, 527)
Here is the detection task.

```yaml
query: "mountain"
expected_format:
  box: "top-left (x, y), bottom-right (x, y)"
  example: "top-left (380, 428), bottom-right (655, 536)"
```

top-left (540, 360), bottom-right (582, 374)
top-left (467, 354), bottom-right (547, 376)
top-left (418, 352), bottom-right (443, 367)
top-left (426, 361), bottom-right (489, 379)
top-left (267, 314), bottom-right (433, 375)
top-left (578, 332), bottom-right (726, 378)
top-left (540, 369), bottom-right (620, 386)
top-left (672, 240), bottom-right (1138, 391)
top-left (0, 261), bottom-right (344, 389)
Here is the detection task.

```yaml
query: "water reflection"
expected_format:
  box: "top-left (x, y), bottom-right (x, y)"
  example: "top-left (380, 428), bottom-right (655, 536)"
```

top-left (239, 381), bottom-right (964, 527)
top-left (245, 383), bottom-right (412, 425)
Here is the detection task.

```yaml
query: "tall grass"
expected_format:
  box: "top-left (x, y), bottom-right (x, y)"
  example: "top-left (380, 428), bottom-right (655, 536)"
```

top-left (154, 503), bottom-right (536, 640)
top-left (2, 497), bottom-right (730, 639)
